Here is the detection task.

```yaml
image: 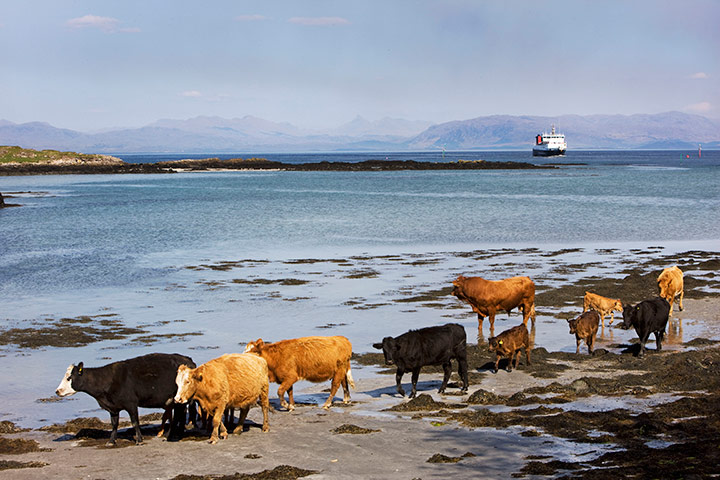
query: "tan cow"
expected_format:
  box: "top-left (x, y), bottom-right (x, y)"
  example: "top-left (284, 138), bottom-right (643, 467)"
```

top-left (244, 336), bottom-right (354, 411)
top-left (452, 275), bottom-right (536, 334)
top-left (568, 310), bottom-right (600, 354)
top-left (658, 266), bottom-right (684, 316)
top-left (488, 324), bottom-right (531, 373)
top-left (583, 291), bottom-right (623, 327)
top-left (174, 353), bottom-right (269, 444)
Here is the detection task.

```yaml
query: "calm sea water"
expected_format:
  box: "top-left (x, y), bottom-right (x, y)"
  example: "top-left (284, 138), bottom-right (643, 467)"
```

top-left (1, 150), bottom-right (718, 427)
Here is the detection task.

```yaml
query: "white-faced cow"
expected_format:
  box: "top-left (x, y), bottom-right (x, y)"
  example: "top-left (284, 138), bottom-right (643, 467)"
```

top-left (373, 323), bottom-right (468, 398)
top-left (621, 297), bottom-right (671, 357)
top-left (55, 353), bottom-right (196, 446)
top-left (452, 275), bottom-right (536, 335)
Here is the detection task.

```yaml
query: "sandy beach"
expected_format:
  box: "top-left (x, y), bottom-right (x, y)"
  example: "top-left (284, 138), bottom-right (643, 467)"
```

top-left (1, 291), bottom-right (719, 479)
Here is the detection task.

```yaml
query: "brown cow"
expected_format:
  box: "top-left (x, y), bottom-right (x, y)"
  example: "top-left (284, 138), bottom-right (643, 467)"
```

top-left (174, 353), bottom-right (269, 444)
top-left (657, 266), bottom-right (684, 316)
top-left (583, 291), bottom-right (623, 327)
top-left (488, 324), bottom-right (531, 373)
top-left (567, 310), bottom-right (600, 354)
top-left (452, 275), bottom-right (536, 334)
top-left (244, 336), bottom-right (355, 411)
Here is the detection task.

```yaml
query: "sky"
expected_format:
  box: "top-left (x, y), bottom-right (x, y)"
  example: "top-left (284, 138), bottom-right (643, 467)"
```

top-left (1, 0), bottom-right (718, 131)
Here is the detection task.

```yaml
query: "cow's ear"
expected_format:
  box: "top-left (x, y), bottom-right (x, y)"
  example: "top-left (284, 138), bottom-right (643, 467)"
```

top-left (372, 343), bottom-right (383, 350)
top-left (77, 362), bottom-right (84, 375)
top-left (256, 339), bottom-right (264, 347)
top-left (196, 373), bottom-right (203, 382)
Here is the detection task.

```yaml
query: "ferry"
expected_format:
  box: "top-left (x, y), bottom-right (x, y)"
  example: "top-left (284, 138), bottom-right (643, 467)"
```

top-left (532, 125), bottom-right (567, 156)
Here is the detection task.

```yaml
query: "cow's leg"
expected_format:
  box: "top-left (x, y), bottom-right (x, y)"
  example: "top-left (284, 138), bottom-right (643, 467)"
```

top-left (668, 297), bottom-right (674, 316)
top-left (655, 330), bottom-right (664, 351)
top-left (108, 412), bottom-right (120, 446)
top-left (323, 370), bottom-right (344, 409)
top-left (588, 334), bottom-right (595, 355)
top-left (576, 336), bottom-right (581, 354)
top-left (439, 361), bottom-right (452, 393)
top-left (277, 378), bottom-right (297, 411)
top-left (224, 408), bottom-right (235, 430)
top-left (128, 406), bottom-right (143, 445)
top-left (409, 368), bottom-right (421, 399)
top-left (157, 407), bottom-right (172, 438)
top-left (457, 356), bottom-right (469, 392)
top-left (167, 404), bottom-right (185, 441)
top-left (209, 408), bottom-right (226, 444)
top-left (341, 367), bottom-right (351, 404)
top-left (507, 353), bottom-right (514, 372)
top-left (493, 355), bottom-right (501, 373)
top-left (259, 382), bottom-right (270, 432)
top-left (678, 290), bottom-right (684, 312)
top-left (608, 312), bottom-right (615, 326)
top-left (233, 407), bottom-right (249, 434)
top-left (395, 368), bottom-right (406, 397)
top-left (488, 310), bottom-right (497, 335)
top-left (525, 346), bottom-right (531, 366)
top-left (638, 330), bottom-right (651, 357)
top-left (477, 313), bottom-right (484, 330)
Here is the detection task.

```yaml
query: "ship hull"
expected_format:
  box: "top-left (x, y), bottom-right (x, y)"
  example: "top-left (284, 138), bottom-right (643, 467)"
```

top-left (532, 148), bottom-right (566, 157)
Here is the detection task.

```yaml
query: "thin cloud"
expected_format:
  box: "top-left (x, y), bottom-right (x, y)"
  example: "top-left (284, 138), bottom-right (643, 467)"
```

top-left (690, 72), bottom-right (709, 80)
top-left (235, 15), bottom-right (269, 22)
top-left (288, 17), bottom-right (350, 26)
top-left (66, 14), bottom-right (139, 33)
top-left (685, 101), bottom-right (712, 113)
top-left (180, 90), bottom-right (203, 98)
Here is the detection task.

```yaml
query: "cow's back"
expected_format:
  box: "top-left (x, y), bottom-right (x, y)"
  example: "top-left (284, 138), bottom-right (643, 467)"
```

top-left (200, 354), bottom-right (268, 409)
top-left (112, 353), bottom-right (196, 408)
top-left (658, 266), bottom-right (683, 297)
top-left (494, 324), bottom-right (529, 355)
top-left (261, 336), bottom-right (352, 383)
top-left (577, 310), bottom-right (600, 337)
top-left (396, 323), bottom-right (466, 368)
top-left (458, 276), bottom-right (534, 308)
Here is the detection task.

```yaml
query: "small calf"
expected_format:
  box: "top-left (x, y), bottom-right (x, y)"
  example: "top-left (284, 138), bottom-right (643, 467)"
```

top-left (583, 291), bottom-right (623, 327)
top-left (488, 324), bottom-right (531, 373)
top-left (567, 310), bottom-right (600, 354)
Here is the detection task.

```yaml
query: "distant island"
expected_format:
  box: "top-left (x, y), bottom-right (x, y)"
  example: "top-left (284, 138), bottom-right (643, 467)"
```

top-left (0, 146), bottom-right (551, 175)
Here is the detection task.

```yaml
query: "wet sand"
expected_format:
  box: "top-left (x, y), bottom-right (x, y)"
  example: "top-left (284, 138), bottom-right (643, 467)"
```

top-left (1, 248), bottom-right (719, 479)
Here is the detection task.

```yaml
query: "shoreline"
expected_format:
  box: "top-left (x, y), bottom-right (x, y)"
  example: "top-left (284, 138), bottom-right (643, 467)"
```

top-left (0, 158), bottom-right (553, 176)
top-left (1, 244), bottom-right (719, 478)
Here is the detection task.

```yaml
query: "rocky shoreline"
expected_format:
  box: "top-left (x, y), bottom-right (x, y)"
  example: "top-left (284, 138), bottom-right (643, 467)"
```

top-left (0, 157), bottom-right (552, 175)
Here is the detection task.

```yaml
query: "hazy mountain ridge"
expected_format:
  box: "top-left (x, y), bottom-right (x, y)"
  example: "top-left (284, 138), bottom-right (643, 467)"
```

top-left (0, 112), bottom-right (717, 153)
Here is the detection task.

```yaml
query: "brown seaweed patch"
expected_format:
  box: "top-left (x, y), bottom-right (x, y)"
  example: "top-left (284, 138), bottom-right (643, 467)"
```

top-left (231, 278), bottom-right (310, 286)
top-left (0, 315), bottom-right (147, 349)
top-left (170, 465), bottom-right (320, 480)
top-left (332, 424), bottom-right (380, 434)
top-left (0, 421), bottom-right (27, 434)
top-left (0, 460), bottom-right (48, 471)
top-left (385, 394), bottom-right (463, 412)
top-left (315, 323), bottom-right (348, 329)
top-left (129, 332), bottom-right (203, 345)
top-left (394, 286), bottom-right (454, 303)
top-left (512, 460), bottom-right (580, 477)
top-left (0, 436), bottom-right (48, 454)
top-left (342, 269), bottom-right (380, 279)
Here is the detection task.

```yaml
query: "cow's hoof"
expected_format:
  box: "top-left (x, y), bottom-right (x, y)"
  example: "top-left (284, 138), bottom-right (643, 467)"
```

top-left (287, 404), bottom-right (296, 412)
top-left (408, 393), bottom-right (416, 399)
top-left (208, 438), bottom-right (218, 445)
top-left (322, 404), bottom-right (331, 410)
top-left (105, 441), bottom-right (117, 447)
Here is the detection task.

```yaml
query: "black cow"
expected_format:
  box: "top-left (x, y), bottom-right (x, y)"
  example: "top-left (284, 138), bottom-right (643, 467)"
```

top-left (55, 353), bottom-right (196, 446)
top-left (621, 297), bottom-right (671, 357)
top-left (372, 323), bottom-right (468, 398)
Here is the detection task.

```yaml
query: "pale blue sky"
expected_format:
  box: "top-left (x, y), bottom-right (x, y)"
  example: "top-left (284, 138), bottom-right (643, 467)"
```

top-left (1, 1), bottom-right (718, 131)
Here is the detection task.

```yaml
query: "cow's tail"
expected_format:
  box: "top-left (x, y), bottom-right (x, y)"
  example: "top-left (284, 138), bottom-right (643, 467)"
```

top-left (346, 368), bottom-right (356, 390)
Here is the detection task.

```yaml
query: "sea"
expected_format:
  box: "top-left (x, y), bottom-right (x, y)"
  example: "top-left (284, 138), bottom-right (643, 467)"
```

top-left (1, 149), bottom-right (719, 427)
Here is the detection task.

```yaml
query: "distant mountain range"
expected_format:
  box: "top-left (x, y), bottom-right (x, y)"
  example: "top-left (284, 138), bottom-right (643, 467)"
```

top-left (1, 112), bottom-right (718, 153)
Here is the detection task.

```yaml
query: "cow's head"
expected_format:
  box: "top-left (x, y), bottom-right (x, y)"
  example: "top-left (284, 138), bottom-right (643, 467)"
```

top-left (488, 336), bottom-right (502, 353)
top-left (613, 300), bottom-right (624, 313)
top-left (451, 275), bottom-right (468, 299)
top-left (244, 339), bottom-right (265, 354)
top-left (567, 318), bottom-right (579, 335)
top-left (372, 337), bottom-right (398, 365)
top-left (174, 364), bottom-right (199, 404)
top-left (55, 363), bottom-right (83, 397)
top-left (621, 304), bottom-right (637, 329)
